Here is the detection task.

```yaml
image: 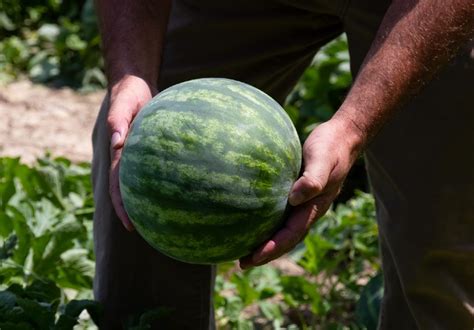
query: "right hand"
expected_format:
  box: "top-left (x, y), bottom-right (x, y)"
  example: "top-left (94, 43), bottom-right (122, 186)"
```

top-left (107, 75), bottom-right (156, 231)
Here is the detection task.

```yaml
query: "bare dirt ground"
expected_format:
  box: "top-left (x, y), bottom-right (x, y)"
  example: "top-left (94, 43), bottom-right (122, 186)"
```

top-left (0, 79), bottom-right (105, 163)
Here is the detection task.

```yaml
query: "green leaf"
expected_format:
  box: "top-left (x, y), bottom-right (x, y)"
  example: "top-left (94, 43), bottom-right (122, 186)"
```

top-left (37, 24), bottom-right (61, 42)
top-left (0, 235), bottom-right (17, 260)
top-left (54, 314), bottom-right (78, 330)
top-left (65, 34), bottom-right (86, 51)
top-left (32, 214), bottom-right (84, 275)
top-left (0, 158), bottom-right (20, 211)
top-left (258, 301), bottom-right (283, 322)
top-left (57, 248), bottom-right (94, 290)
top-left (0, 290), bottom-right (17, 313)
top-left (29, 56), bottom-right (60, 83)
top-left (24, 279), bottom-right (60, 303)
top-left (280, 276), bottom-right (321, 314)
top-left (356, 273), bottom-right (384, 330)
top-left (16, 297), bottom-right (55, 329)
top-left (81, 67), bottom-right (107, 89)
top-left (0, 12), bottom-right (15, 31)
top-left (0, 322), bottom-right (32, 330)
top-left (230, 272), bottom-right (259, 306)
top-left (236, 318), bottom-right (253, 330)
top-left (5, 205), bottom-right (32, 266)
top-left (62, 299), bottom-right (102, 325)
top-left (1, 37), bottom-right (29, 66)
top-left (0, 265), bottom-right (23, 285)
top-left (222, 296), bottom-right (244, 322)
top-left (27, 7), bottom-right (44, 24)
top-left (298, 233), bottom-right (334, 275)
top-left (231, 266), bottom-right (281, 306)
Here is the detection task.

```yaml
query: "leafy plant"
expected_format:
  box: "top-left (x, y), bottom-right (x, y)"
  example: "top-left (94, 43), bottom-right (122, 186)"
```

top-left (0, 0), bottom-right (104, 90)
top-left (0, 155), bottom-right (382, 328)
top-left (355, 273), bottom-right (384, 330)
top-left (0, 156), bottom-right (99, 328)
top-left (292, 191), bottom-right (381, 328)
top-left (215, 192), bottom-right (382, 329)
top-left (0, 279), bottom-right (101, 329)
top-left (215, 265), bottom-right (285, 328)
top-left (0, 156), bottom-right (94, 288)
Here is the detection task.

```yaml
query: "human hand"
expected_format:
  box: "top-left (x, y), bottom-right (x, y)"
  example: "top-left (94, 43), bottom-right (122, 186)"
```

top-left (107, 75), bottom-right (156, 231)
top-left (239, 118), bottom-right (364, 269)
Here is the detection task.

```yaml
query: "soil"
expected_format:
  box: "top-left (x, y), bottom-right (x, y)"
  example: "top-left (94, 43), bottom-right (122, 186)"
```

top-left (0, 79), bottom-right (105, 163)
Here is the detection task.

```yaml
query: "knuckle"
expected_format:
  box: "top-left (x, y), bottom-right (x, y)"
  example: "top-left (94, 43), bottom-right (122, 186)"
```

top-left (302, 172), bottom-right (324, 193)
top-left (106, 115), bottom-right (118, 130)
top-left (107, 109), bottom-right (129, 127)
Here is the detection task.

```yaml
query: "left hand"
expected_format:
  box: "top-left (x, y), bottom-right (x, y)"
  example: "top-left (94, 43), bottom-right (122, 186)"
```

top-left (239, 117), bottom-right (364, 269)
top-left (107, 75), bottom-right (156, 231)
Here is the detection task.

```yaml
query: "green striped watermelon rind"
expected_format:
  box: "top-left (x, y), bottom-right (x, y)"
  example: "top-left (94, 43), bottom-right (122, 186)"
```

top-left (119, 78), bottom-right (302, 264)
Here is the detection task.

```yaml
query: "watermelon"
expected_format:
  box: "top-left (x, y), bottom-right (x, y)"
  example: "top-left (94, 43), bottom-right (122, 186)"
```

top-left (119, 78), bottom-right (302, 264)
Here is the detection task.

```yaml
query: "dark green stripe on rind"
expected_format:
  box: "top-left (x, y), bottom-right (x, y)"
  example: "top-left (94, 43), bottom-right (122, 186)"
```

top-left (130, 201), bottom-right (289, 264)
top-left (122, 179), bottom-right (290, 263)
top-left (120, 181), bottom-right (290, 225)
top-left (119, 78), bottom-right (302, 264)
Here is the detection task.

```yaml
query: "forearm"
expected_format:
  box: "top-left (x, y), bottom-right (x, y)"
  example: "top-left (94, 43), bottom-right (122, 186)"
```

top-left (334, 0), bottom-right (474, 145)
top-left (95, 0), bottom-right (171, 88)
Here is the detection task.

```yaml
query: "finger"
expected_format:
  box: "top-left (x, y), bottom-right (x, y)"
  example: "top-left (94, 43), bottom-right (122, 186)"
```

top-left (107, 96), bottom-right (140, 149)
top-left (109, 145), bottom-right (134, 231)
top-left (289, 158), bottom-right (334, 206)
top-left (240, 194), bottom-right (333, 269)
top-left (107, 112), bottom-right (129, 150)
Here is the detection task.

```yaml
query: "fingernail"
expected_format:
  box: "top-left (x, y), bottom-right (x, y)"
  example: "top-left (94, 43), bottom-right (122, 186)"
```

top-left (111, 132), bottom-right (121, 148)
top-left (289, 191), bottom-right (304, 205)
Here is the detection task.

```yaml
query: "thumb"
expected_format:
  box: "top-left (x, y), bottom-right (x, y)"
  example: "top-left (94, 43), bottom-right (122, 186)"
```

top-left (107, 107), bottom-right (133, 150)
top-left (110, 131), bottom-right (124, 150)
top-left (288, 160), bottom-right (332, 206)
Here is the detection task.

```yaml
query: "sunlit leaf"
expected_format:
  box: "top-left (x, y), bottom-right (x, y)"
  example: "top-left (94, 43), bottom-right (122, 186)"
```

top-left (37, 24), bottom-right (60, 42)
top-left (356, 273), bottom-right (384, 330)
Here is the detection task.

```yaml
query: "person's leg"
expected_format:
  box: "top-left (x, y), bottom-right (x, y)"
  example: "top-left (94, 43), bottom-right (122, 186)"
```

top-left (92, 0), bottom-right (346, 328)
top-left (343, 1), bottom-right (474, 328)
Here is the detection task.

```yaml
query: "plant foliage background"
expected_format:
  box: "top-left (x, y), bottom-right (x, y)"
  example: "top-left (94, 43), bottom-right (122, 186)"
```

top-left (0, 0), bottom-right (104, 90)
top-left (0, 1), bottom-right (382, 329)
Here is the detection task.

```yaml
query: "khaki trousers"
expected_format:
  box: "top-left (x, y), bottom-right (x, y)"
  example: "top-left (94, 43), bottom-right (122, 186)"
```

top-left (92, 0), bottom-right (474, 328)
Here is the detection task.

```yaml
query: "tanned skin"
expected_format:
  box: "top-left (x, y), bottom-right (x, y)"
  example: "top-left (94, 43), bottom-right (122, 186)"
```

top-left (95, 0), bottom-right (171, 230)
top-left (241, 0), bottom-right (474, 268)
top-left (95, 0), bottom-right (474, 267)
